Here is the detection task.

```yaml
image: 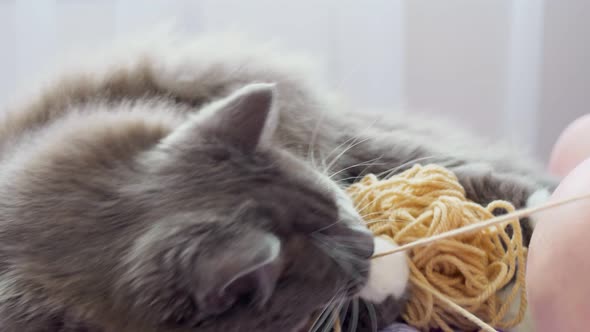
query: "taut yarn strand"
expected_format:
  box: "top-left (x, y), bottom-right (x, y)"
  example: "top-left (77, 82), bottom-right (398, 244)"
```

top-left (346, 164), bottom-right (527, 332)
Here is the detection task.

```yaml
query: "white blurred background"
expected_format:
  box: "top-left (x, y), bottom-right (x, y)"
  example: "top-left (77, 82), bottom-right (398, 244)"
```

top-left (0, 0), bottom-right (588, 162)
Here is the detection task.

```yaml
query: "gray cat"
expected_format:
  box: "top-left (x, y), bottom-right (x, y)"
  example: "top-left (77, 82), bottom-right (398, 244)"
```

top-left (0, 33), bottom-right (554, 332)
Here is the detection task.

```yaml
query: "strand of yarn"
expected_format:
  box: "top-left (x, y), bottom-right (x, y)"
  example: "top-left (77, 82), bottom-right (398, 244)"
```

top-left (372, 191), bottom-right (590, 258)
top-left (346, 164), bottom-right (527, 332)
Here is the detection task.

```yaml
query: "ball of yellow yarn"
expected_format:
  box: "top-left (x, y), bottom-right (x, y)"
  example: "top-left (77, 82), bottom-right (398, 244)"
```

top-left (347, 164), bottom-right (527, 332)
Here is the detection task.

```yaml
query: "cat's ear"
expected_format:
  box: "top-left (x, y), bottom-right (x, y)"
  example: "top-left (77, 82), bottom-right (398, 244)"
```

top-left (197, 231), bottom-right (283, 314)
top-left (162, 83), bottom-right (278, 152)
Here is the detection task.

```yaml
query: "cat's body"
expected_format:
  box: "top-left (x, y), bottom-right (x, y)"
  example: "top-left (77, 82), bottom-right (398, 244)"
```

top-left (0, 33), bottom-right (553, 332)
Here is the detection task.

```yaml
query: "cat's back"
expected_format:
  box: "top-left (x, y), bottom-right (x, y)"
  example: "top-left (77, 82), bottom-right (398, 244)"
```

top-left (0, 33), bottom-right (334, 170)
top-left (0, 61), bottom-right (203, 176)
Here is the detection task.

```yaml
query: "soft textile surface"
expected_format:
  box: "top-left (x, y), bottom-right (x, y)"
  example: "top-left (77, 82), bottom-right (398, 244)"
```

top-left (378, 324), bottom-right (503, 331)
top-left (379, 325), bottom-right (505, 332)
top-left (379, 323), bottom-right (420, 332)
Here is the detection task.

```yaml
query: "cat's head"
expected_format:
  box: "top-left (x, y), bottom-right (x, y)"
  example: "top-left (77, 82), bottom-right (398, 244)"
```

top-left (1, 82), bottom-right (373, 331)
top-left (108, 83), bottom-right (374, 331)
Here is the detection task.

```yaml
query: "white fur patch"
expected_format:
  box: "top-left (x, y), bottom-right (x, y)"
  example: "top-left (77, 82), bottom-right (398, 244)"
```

top-left (359, 237), bottom-right (409, 303)
top-left (502, 188), bottom-right (552, 332)
top-left (509, 310), bottom-right (535, 332)
top-left (498, 283), bottom-right (535, 332)
top-left (526, 188), bottom-right (552, 230)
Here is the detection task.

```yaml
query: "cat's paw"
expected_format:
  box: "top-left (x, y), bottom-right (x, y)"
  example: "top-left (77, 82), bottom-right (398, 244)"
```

top-left (526, 188), bottom-right (552, 230)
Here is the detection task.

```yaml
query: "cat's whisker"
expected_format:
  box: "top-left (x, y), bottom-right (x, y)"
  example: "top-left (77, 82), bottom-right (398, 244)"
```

top-left (359, 218), bottom-right (392, 223)
top-left (355, 156), bottom-right (462, 219)
top-left (312, 234), bottom-right (368, 281)
top-left (308, 306), bottom-right (332, 332)
top-left (334, 155), bottom-right (441, 188)
top-left (335, 176), bottom-right (365, 185)
top-left (354, 196), bottom-right (388, 216)
top-left (322, 119), bottom-right (379, 175)
top-left (309, 287), bottom-right (345, 332)
top-left (329, 250), bottom-right (367, 270)
top-left (320, 136), bottom-right (363, 173)
top-left (348, 298), bottom-right (360, 332)
top-left (312, 236), bottom-right (355, 273)
top-left (335, 158), bottom-right (385, 185)
top-left (313, 232), bottom-right (370, 251)
top-left (338, 298), bottom-right (350, 331)
top-left (308, 110), bottom-right (327, 171)
top-left (321, 297), bottom-right (346, 332)
top-left (322, 234), bottom-right (376, 248)
top-left (323, 136), bottom-right (373, 176)
top-left (363, 300), bottom-right (379, 332)
top-left (310, 289), bottom-right (340, 332)
top-left (340, 155), bottom-right (393, 185)
top-left (311, 218), bottom-right (346, 234)
top-left (353, 188), bottom-right (399, 215)
top-left (360, 211), bottom-right (388, 219)
top-left (312, 234), bottom-right (355, 260)
top-left (329, 156), bottom-right (386, 180)
top-left (312, 237), bottom-right (351, 270)
top-left (353, 179), bottom-right (420, 215)
top-left (376, 155), bottom-right (440, 179)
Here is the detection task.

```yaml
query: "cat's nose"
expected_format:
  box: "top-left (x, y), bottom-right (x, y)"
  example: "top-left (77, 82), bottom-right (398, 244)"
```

top-left (358, 230), bottom-right (375, 259)
top-left (350, 225), bottom-right (375, 259)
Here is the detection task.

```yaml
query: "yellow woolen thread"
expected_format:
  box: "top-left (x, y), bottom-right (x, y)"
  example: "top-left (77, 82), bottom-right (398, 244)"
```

top-left (346, 164), bottom-right (527, 332)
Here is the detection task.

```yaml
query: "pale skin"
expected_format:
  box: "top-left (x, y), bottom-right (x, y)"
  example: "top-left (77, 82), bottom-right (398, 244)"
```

top-left (527, 115), bottom-right (590, 332)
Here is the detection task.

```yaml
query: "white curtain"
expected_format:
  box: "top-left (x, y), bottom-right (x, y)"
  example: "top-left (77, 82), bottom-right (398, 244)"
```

top-left (1, 0), bottom-right (585, 161)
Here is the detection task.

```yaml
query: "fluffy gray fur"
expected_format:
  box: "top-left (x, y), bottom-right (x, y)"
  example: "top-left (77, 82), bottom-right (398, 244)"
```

top-left (0, 33), bottom-right (555, 332)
